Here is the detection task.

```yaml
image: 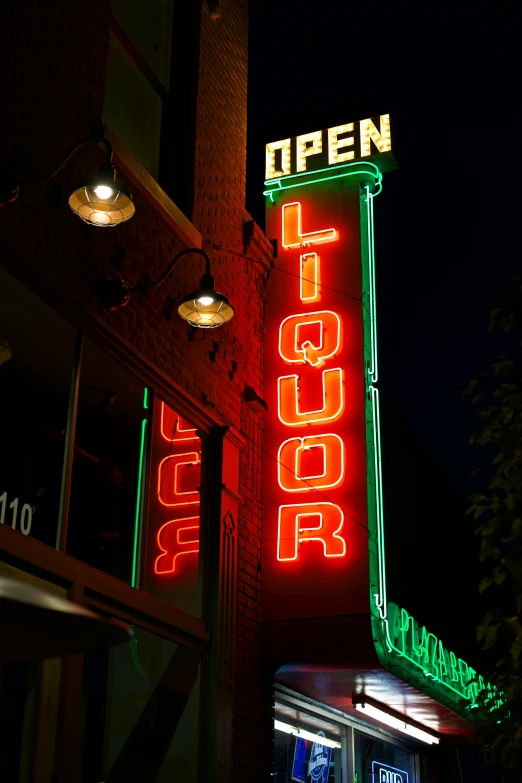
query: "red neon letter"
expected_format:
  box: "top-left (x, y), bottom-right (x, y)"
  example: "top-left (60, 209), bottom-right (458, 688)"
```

top-left (155, 516), bottom-right (200, 573)
top-left (301, 252), bottom-right (321, 301)
top-left (278, 434), bottom-right (344, 492)
top-left (277, 503), bottom-right (346, 561)
top-left (278, 368), bottom-right (344, 426)
top-left (161, 403), bottom-right (198, 442)
top-left (279, 310), bottom-right (341, 367)
top-left (158, 452), bottom-right (201, 507)
top-left (282, 202), bottom-right (338, 249)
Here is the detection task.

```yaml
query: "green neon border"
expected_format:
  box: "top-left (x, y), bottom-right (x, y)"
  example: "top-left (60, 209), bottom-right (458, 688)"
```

top-left (263, 166), bottom-right (486, 717)
top-left (263, 161), bottom-right (383, 201)
top-left (129, 387), bottom-right (149, 678)
top-left (360, 186), bottom-right (487, 716)
top-left (131, 386), bottom-right (149, 588)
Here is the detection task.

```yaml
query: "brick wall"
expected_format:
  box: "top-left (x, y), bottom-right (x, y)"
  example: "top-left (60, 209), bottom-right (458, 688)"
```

top-left (0, 1), bottom-right (273, 781)
top-left (194, 5), bottom-right (273, 779)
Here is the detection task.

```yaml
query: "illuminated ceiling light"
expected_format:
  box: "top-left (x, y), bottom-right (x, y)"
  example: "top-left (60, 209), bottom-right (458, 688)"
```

top-left (353, 698), bottom-right (440, 745)
top-left (273, 720), bottom-right (341, 749)
top-left (99, 248), bottom-right (234, 329)
top-left (0, 127), bottom-right (135, 227)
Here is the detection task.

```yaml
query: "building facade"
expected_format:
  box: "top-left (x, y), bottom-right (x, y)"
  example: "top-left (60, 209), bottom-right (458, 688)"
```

top-left (0, 3), bottom-right (506, 783)
top-left (1, 1), bottom-right (273, 781)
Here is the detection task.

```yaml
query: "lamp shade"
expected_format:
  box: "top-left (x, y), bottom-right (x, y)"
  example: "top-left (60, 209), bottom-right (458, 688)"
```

top-left (178, 287), bottom-right (234, 328)
top-left (68, 161), bottom-right (135, 227)
top-left (69, 182), bottom-right (135, 227)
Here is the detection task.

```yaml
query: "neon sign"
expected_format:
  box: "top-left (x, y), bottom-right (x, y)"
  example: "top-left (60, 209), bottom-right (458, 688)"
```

top-left (153, 401), bottom-right (200, 574)
top-left (272, 201), bottom-right (348, 563)
top-left (263, 153), bottom-right (374, 622)
top-left (266, 114), bottom-right (392, 180)
top-left (384, 602), bottom-right (493, 705)
top-left (372, 761), bottom-right (408, 783)
top-left (264, 116), bottom-right (496, 728)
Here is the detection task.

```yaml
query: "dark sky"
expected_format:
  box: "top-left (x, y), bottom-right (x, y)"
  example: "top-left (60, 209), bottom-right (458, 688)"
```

top-left (246, 1), bottom-right (520, 662)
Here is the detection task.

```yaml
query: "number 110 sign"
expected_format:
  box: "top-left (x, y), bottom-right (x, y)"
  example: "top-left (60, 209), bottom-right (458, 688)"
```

top-left (0, 491), bottom-right (33, 536)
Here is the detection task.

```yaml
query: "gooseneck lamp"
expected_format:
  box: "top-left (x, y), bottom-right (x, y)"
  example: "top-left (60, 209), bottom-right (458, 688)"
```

top-left (0, 127), bottom-right (135, 227)
top-left (100, 248), bottom-right (234, 329)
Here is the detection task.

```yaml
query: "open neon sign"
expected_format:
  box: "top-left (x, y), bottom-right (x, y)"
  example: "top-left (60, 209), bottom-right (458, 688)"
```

top-left (275, 201), bottom-right (348, 563)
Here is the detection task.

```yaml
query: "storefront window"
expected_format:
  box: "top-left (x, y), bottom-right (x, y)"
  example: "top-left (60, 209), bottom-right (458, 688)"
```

top-left (142, 397), bottom-right (202, 616)
top-left (0, 561), bottom-right (65, 783)
top-left (0, 267), bottom-right (75, 548)
top-left (67, 338), bottom-right (145, 583)
top-left (354, 731), bottom-right (416, 783)
top-left (0, 269), bottom-right (204, 604)
top-left (78, 626), bottom-right (201, 783)
top-left (274, 706), bottom-right (343, 782)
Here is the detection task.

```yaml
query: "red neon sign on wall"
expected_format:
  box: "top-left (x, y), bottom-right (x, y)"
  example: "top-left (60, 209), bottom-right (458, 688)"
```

top-left (263, 184), bottom-right (369, 622)
top-left (277, 204), bottom-right (345, 560)
top-left (154, 401), bottom-right (200, 574)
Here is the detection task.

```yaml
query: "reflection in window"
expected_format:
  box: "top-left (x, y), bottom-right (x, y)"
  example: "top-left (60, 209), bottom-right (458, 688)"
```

top-left (354, 731), bottom-right (415, 783)
top-left (274, 708), bottom-right (342, 782)
top-left (143, 398), bottom-right (202, 617)
top-left (0, 267), bottom-right (75, 547)
top-left (104, 0), bottom-right (174, 179)
top-left (67, 339), bottom-right (145, 583)
top-left (0, 660), bottom-right (38, 782)
top-left (0, 561), bottom-right (65, 783)
top-left (79, 627), bottom-right (200, 783)
top-left (103, 37), bottom-right (163, 179)
top-left (112, 0), bottom-right (173, 88)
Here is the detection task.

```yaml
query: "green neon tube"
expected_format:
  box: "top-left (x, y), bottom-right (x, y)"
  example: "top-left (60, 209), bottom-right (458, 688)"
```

top-left (363, 182), bottom-right (387, 623)
top-left (264, 161), bottom-right (383, 199)
top-left (131, 393), bottom-right (149, 589)
top-left (362, 188), bottom-right (489, 706)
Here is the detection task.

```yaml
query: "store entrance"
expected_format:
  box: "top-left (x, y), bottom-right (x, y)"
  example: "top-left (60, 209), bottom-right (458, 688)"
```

top-left (273, 691), bottom-right (418, 783)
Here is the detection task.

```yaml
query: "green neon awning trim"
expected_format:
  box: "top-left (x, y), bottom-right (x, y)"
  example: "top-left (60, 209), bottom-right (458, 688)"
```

top-left (263, 161), bottom-right (383, 198)
top-left (360, 185), bottom-right (498, 713)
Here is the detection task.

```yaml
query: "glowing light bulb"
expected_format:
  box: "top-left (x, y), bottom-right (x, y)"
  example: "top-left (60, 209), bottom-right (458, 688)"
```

top-left (94, 185), bottom-right (114, 200)
top-left (198, 295), bottom-right (214, 306)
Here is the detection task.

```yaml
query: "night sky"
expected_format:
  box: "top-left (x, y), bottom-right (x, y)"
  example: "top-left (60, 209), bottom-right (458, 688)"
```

top-left (246, 1), bottom-right (520, 664)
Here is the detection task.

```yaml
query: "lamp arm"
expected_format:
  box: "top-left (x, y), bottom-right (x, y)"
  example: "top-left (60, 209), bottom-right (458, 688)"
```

top-left (19, 131), bottom-right (112, 188)
top-left (132, 248), bottom-right (211, 293)
top-left (99, 247), bottom-right (212, 310)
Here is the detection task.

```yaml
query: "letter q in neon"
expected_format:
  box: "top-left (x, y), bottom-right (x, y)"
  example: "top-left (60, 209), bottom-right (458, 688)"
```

top-left (279, 311), bottom-right (341, 368)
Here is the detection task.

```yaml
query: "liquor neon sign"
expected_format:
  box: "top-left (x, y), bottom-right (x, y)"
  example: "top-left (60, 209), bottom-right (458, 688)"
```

top-left (262, 116), bottom-right (499, 721)
top-left (274, 202), bottom-right (347, 563)
top-left (263, 138), bottom-right (376, 621)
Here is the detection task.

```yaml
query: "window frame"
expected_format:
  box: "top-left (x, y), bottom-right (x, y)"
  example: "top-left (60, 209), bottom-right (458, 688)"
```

top-left (274, 686), bottom-right (422, 783)
top-left (107, 2), bottom-right (203, 217)
top-left (0, 259), bottom-right (222, 637)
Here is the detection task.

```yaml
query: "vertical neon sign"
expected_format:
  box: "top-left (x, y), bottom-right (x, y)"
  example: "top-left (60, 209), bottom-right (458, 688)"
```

top-left (262, 157), bottom-right (384, 623)
top-left (276, 203), bottom-right (346, 560)
top-left (152, 400), bottom-right (201, 574)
